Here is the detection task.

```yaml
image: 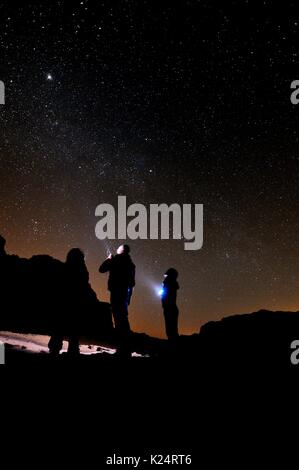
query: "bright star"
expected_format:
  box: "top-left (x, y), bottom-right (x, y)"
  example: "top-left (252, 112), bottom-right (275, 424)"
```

top-left (47, 74), bottom-right (53, 81)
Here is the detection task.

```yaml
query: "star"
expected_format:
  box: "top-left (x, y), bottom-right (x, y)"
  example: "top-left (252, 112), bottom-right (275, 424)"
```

top-left (46, 74), bottom-right (53, 81)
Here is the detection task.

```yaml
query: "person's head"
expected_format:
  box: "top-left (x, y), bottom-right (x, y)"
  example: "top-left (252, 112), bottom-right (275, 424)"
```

top-left (164, 268), bottom-right (178, 280)
top-left (0, 235), bottom-right (6, 252)
top-left (117, 244), bottom-right (130, 255)
top-left (66, 248), bottom-right (85, 264)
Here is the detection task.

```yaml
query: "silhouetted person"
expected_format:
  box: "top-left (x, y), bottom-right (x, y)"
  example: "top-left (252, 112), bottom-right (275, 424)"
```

top-left (99, 244), bottom-right (135, 357)
top-left (161, 268), bottom-right (180, 341)
top-left (48, 248), bottom-right (89, 356)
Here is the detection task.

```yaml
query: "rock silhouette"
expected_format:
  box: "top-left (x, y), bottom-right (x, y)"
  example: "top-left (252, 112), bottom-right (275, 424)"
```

top-left (175, 309), bottom-right (299, 370)
top-left (0, 251), bottom-right (113, 340)
top-left (197, 309), bottom-right (299, 369)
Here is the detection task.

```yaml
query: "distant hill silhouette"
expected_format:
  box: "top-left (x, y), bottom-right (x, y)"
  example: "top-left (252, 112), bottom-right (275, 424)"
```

top-left (197, 309), bottom-right (299, 368)
top-left (0, 252), bottom-right (113, 340)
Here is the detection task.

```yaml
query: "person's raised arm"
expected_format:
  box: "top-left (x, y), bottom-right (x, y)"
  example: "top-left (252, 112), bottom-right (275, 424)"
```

top-left (99, 254), bottom-right (113, 273)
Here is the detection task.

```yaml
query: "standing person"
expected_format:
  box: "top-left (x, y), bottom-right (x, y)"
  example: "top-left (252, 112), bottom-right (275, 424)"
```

top-left (48, 248), bottom-right (89, 356)
top-left (161, 268), bottom-right (180, 341)
top-left (99, 244), bottom-right (135, 357)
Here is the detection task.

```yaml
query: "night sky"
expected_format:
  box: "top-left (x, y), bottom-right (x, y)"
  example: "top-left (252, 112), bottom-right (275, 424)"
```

top-left (1, 0), bottom-right (299, 338)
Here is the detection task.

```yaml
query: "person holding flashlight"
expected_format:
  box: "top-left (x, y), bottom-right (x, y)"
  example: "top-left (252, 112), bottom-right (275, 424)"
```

top-left (99, 244), bottom-right (135, 357)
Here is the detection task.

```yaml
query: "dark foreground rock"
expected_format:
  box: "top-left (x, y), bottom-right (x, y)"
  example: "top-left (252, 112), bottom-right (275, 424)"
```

top-left (0, 253), bottom-right (113, 341)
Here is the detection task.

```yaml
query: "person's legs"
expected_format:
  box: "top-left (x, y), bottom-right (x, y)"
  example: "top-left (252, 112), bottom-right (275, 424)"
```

top-left (111, 291), bottom-right (130, 328)
top-left (172, 306), bottom-right (179, 338)
top-left (48, 334), bottom-right (63, 355)
top-left (111, 291), bottom-right (131, 357)
top-left (67, 335), bottom-right (80, 355)
top-left (164, 308), bottom-right (172, 339)
top-left (164, 307), bottom-right (179, 340)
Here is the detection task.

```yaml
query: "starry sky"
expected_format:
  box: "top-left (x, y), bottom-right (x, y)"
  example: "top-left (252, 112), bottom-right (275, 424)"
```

top-left (1, 0), bottom-right (299, 338)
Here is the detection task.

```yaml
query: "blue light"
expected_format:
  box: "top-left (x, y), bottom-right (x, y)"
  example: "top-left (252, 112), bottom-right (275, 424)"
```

top-left (156, 287), bottom-right (164, 297)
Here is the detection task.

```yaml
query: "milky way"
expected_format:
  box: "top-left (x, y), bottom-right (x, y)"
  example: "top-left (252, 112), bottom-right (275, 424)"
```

top-left (0, 1), bottom-right (299, 337)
